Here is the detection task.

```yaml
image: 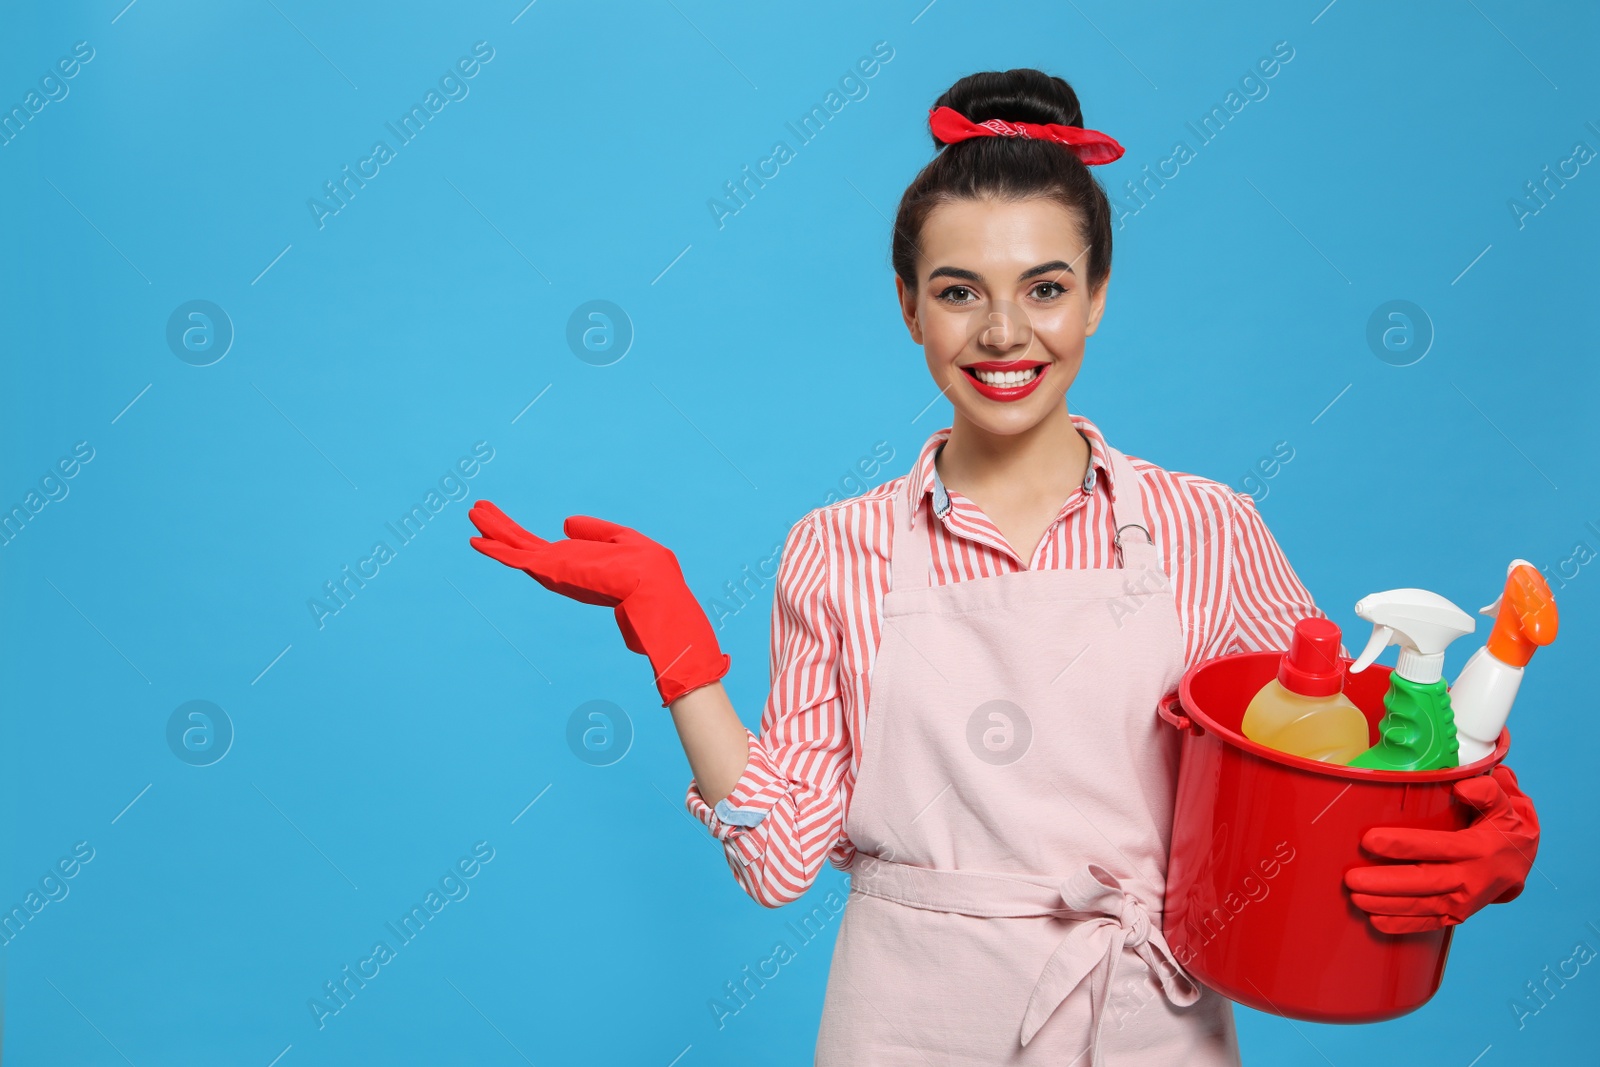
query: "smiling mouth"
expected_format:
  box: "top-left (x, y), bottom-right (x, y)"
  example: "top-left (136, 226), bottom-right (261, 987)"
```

top-left (962, 365), bottom-right (1043, 386)
top-left (957, 359), bottom-right (1051, 402)
top-left (960, 359), bottom-right (1048, 386)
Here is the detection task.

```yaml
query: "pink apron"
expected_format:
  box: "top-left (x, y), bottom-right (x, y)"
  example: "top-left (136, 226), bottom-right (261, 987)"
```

top-left (815, 444), bottom-right (1240, 1066)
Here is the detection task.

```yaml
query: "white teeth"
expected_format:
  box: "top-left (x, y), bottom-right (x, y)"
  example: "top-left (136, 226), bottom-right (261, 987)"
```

top-left (973, 367), bottom-right (1040, 386)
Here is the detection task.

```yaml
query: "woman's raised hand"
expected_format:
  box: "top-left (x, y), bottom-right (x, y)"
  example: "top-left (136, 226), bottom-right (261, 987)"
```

top-left (467, 500), bottom-right (731, 707)
top-left (469, 500), bottom-right (637, 607)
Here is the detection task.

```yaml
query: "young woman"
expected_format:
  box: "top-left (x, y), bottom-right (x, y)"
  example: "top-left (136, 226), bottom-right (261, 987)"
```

top-left (470, 68), bottom-right (1539, 1066)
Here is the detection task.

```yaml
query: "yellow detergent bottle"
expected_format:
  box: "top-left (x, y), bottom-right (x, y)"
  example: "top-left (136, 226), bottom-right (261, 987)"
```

top-left (1241, 616), bottom-right (1370, 764)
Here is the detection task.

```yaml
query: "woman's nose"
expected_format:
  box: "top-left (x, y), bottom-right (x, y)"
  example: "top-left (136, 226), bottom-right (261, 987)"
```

top-left (976, 304), bottom-right (1032, 351)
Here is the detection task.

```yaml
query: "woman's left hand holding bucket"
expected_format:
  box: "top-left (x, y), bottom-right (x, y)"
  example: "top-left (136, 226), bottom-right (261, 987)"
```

top-left (1344, 765), bottom-right (1541, 934)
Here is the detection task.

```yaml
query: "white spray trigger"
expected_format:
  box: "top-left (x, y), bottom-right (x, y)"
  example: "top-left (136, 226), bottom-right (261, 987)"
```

top-left (1350, 624), bottom-right (1394, 673)
top-left (1347, 587), bottom-right (1475, 685)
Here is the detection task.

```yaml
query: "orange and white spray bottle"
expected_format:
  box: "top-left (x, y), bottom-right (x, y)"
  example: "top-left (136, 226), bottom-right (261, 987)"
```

top-left (1448, 559), bottom-right (1560, 764)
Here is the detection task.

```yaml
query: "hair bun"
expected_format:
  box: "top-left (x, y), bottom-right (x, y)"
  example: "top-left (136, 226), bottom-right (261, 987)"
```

top-left (932, 69), bottom-right (1084, 148)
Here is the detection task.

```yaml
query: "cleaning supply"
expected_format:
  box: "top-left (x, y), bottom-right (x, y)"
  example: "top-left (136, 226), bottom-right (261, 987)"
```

top-left (1346, 588), bottom-right (1476, 771)
top-left (1449, 559), bottom-right (1560, 765)
top-left (1159, 647), bottom-right (1527, 1023)
top-left (1241, 616), bottom-right (1370, 763)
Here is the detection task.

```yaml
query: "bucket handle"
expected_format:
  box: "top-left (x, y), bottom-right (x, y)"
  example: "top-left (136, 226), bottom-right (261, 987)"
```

top-left (1158, 689), bottom-right (1204, 737)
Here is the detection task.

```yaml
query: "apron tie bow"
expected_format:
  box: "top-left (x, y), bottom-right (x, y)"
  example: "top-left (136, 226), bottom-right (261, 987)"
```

top-left (1119, 896), bottom-right (1152, 948)
top-left (844, 854), bottom-right (1202, 1066)
top-left (1018, 864), bottom-right (1200, 1065)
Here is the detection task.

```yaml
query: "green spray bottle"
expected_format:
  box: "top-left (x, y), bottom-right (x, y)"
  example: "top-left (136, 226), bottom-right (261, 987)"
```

top-left (1346, 588), bottom-right (1476, 771)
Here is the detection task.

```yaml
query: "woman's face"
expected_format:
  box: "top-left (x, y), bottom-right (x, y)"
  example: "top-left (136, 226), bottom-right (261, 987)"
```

top-left (896, 196), bottom-right (1108, 435)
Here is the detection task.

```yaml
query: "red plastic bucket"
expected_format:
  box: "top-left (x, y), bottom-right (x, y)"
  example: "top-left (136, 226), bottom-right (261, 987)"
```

top-left (1158, 650), bottom-right (1510, 1023)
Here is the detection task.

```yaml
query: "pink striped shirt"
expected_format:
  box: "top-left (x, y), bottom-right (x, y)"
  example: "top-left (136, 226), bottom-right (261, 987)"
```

top-left (685, 414), bottom-right (1329, 908)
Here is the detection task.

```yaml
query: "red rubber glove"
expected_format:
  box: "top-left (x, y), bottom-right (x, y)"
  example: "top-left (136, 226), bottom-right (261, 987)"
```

top-left (1344, 764), bottom-right (1539, 934)
top-left (468, 500), bottom-right (730, 707)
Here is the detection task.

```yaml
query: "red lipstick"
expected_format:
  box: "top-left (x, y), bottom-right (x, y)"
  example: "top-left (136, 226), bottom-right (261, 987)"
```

top-left (959, 359), bottom-right (1049, 402)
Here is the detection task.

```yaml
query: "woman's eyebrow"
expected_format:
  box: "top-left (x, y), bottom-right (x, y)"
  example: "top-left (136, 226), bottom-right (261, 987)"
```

top-left (1019, 260), bottom-right (1076, 280)
top-left (926, 260), bottom-right (1078, 283)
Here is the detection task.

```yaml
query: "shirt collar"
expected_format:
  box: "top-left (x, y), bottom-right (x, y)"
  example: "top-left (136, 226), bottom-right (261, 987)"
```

top-left (908, 413), bottom-right (1114, 528)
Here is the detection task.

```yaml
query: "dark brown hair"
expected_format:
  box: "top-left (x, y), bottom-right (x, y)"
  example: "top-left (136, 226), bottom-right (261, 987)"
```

top-left (891, 69), bottom-right (1115, 297)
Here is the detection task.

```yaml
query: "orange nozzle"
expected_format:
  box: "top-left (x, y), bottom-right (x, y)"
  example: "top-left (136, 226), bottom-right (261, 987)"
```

top-left (1483, 560), bottom-right (1559, 667)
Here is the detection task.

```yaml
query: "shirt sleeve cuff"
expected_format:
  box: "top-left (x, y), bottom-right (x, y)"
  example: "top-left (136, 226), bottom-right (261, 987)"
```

top-left (713, 797), bottom-right (769, 827)
top-left (685, 728), bottom-right (792, 847)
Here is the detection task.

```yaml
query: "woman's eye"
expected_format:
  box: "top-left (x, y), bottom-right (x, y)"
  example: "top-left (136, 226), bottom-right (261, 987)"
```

top-left (1031, 281), bottom-right (1067, 300)
top-left (936, 285), bottom-right (976, 305)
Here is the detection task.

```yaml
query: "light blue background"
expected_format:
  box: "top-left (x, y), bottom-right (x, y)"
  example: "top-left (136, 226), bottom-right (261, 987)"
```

top-left (2, 1), bottom-right (1596, 1063)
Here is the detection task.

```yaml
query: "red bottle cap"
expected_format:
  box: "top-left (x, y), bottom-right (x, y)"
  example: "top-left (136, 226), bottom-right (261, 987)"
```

top-left (1277, 616), bottom-right (1344, 697)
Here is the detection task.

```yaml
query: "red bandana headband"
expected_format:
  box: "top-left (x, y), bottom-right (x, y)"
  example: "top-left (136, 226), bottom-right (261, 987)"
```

top-left (928, 105), bottom-right (1125, 166)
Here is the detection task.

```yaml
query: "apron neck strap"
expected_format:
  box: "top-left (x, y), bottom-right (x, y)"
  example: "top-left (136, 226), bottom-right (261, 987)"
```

top-left (891, 438), bottom-right (1158, 593)
top-left (1103, 445), bottom-right (1158, 570)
